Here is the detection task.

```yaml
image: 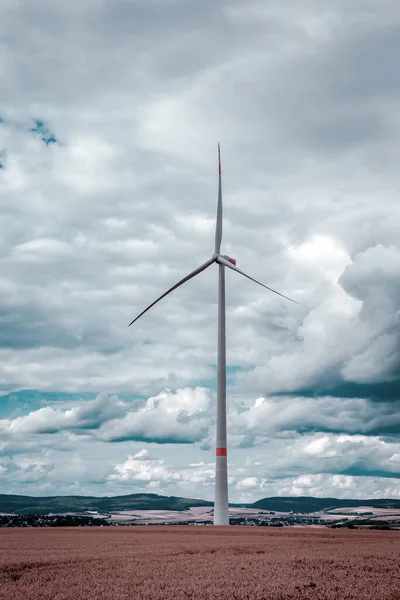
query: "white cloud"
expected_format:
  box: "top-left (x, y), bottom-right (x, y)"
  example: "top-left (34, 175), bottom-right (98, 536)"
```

top-left (288, 234), bottom-right (351, 282)
top-left (237, 477), bottom-right (261, 489)
top-left (0, 393), bottom-right (126, 434)
top-left (109, 449), bottom-right (216, 489)
top-left (110, 450), bottom-right (179, 483)
top-left (99, 387), bottom-right (212, 443)
top-left (275, 473), bottom-right (400, 500)
top-left (0, 388), bottom-right (213, 444)
top-left (303, 436), bottom-right (335, 457)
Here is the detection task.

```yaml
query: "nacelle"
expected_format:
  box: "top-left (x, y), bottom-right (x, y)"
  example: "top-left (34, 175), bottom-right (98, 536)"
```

top-left (223, 255), bottom-right (236, 265)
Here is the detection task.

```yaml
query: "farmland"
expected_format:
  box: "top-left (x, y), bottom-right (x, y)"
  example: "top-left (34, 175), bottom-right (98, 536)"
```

top-left (0, 527), bottom-right (398, 600)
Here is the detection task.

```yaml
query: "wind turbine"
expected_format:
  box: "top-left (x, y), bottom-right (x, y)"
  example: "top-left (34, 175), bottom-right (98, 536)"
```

top-left (129, 145), bottom-right (297, 525)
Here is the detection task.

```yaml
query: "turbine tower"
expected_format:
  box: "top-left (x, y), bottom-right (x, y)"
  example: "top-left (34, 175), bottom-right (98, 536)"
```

top-left (128, 145), bottom-right (297, 525)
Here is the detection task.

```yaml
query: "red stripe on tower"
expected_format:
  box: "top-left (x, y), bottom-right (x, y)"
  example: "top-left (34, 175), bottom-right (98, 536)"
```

top-left (218, 142), bottom-right (221, 175)
top-left (216, 447), bottom-right (227, 457)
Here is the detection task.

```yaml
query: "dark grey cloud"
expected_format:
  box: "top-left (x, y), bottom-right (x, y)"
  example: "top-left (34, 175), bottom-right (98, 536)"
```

top-left (264, 21), bottom-right (400, 154)
top-left (232, 395), bottom-right (400, 440)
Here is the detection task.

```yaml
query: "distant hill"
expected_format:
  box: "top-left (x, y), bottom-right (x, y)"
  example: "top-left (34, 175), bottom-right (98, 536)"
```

top-left (0, 493), bottom-right (213, 515)
top-left (251, 496), bottom-right (400, 513)
top-left (1, 493), bottom-right (399, 515)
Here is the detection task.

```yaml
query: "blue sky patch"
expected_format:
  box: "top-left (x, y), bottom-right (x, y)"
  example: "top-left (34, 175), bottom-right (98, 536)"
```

top-left (29, 120), bottom-right (57, 145)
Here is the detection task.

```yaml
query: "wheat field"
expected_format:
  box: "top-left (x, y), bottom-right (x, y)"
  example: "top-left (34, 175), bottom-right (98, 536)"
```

top-left (0, 526), bottom-right (399, 600)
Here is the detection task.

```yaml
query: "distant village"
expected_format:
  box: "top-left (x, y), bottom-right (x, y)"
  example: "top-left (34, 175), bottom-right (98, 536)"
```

top-left (1, 511), bottom-right (397, 530)
top-left (0, 514), bottom-right (111, 528)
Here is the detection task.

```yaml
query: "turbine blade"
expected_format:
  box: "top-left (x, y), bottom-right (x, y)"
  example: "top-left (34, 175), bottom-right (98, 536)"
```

top-left (217, 256), bottom-right (298, 304)
top-left (129, 257), bottom-right (216, 326)
top-left (214, 142), bottom-right (223, 254)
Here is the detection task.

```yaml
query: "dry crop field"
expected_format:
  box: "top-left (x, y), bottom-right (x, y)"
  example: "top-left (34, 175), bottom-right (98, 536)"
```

top-left (0, 526), bottom-right (399, 600)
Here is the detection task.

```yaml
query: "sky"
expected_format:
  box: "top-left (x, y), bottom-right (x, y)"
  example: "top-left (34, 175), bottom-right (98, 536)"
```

top-left (0, 0), bottom-right (399, 503)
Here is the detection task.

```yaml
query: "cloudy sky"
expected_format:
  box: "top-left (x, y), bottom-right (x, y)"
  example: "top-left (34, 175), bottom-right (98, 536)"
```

top-left (1, 0), bottom-right (399, 503)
